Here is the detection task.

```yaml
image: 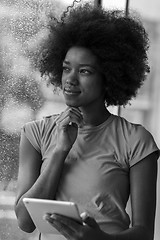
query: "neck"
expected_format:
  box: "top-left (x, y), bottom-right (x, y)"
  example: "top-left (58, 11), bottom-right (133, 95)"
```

top-left (79, 104), bottom-right (111, 127)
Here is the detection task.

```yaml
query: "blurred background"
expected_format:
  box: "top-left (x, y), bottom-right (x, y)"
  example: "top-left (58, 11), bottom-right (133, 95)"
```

top-left (0, 0), bottom-right (160, 239)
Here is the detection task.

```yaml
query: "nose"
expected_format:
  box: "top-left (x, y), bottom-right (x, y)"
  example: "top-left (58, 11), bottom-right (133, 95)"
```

top-left (65, 71), bottom-right (78, 86)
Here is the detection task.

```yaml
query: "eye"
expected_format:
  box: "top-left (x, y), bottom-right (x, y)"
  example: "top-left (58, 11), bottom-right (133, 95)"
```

top-left (62, 66), bottom-right (71, 73)
top-left (79, 69), bottom-right (92, 75)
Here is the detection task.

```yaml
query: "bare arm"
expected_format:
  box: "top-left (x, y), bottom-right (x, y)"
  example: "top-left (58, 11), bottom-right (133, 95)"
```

top-left (15, 107), bottom-right (83, 233)
top-left (14, 134), bottom-right (69, 233)
top-left (110, 151), bottom-right (158, 240)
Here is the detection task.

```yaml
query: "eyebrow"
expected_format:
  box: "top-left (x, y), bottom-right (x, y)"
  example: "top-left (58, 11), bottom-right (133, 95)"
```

top-left (63, 60), bottom-right (96, 68)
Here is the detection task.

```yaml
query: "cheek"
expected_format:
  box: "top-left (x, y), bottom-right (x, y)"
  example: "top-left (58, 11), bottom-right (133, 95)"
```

top-left (86, 78), bottom-right (104, 95)
top-left (83, 83), bottom-right (104, 101)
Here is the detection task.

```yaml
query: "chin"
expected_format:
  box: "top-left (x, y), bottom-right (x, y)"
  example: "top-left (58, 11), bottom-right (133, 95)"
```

top-left (65, 101), bottom-right (81, 108)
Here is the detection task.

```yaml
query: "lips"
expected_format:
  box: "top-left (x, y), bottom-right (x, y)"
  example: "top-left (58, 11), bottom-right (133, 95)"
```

top-left (64, 88), bottom-right (81, 95)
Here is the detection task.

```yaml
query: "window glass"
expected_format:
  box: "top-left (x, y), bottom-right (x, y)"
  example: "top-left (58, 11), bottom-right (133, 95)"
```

top-left (102, 0), bottom-right (127, 10)
top-left (103, 2), bottom-right (160, 240)
top-left (0, 0), bottom-right (89, 239)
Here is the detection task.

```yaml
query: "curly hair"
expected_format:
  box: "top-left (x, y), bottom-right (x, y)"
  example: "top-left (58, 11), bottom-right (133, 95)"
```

top-left (38, 2), bottom-right (150, 106)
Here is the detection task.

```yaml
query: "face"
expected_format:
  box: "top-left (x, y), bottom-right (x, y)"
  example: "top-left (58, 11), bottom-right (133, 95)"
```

top-left (62, 46), bottom-right (105, 108)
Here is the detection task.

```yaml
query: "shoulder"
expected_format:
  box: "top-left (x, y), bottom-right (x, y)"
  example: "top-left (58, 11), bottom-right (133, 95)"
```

top-left (23, 114), bottom-right (59, 134)
top-left (112, 114), bottom-right (153, 139)
top-left (112, 115), bottom-right (159, 167)
top-left (21, 114), bottom-right (59, 153)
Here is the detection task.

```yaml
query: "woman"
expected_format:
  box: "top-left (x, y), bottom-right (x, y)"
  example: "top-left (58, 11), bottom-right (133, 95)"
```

top-left (15, 2), bottom-right (159, 240)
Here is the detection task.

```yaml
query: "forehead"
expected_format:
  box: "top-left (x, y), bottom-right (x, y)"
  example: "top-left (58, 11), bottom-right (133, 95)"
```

top-left (64, 46), bottom-right (98, 65)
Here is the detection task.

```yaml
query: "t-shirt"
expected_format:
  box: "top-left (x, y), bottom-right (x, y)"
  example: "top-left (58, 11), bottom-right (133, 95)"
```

top-left (22, 114), bottom-right (159, 240)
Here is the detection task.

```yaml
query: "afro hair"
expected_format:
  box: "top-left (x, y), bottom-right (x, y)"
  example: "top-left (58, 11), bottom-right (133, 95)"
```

top-left (38, 2), bottom-right (150, 106)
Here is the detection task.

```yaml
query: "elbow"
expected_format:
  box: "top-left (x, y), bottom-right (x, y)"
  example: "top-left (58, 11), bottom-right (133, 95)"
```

top-left (18, 217), bottom-right (36, 233)
top-left (134, 225), bottom-right (154, 240)
top-left (14, 204), bottom-right (36, 233)
top-left (17, 218), bottom-right (36, 233)
top-left (18, 221), bottom-right (35, 233)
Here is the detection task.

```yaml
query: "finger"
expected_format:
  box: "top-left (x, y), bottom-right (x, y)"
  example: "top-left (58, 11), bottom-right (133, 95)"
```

top-left (81, 212), bottom-right (100, 229)
top-left (66, 108), bottom-right (83, 124)
top-left (70, 111), bottom-right (84, 127)
top-left (45, 214), bottom-right (82, 240)
top-left (57, 114), bottom-right (82, 128)
top-left (60, 107), bottom-right (82, 120)
top-left (70, 107), bottom-right (83, 118)
top-left (45, 216), bottom-right (72, 239)
top-left (50, 214), bottom-right (83, 232)
top-left (59, 108), bottom-right (83, 123)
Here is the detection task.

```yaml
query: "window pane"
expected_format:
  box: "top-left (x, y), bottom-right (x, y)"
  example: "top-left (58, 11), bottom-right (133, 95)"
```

top-left (0, 0), bottom-right (92, 239)
top-left (102, 0), bottom-right (126, 10)
top-left (102, 2), bottom-right (160, 240)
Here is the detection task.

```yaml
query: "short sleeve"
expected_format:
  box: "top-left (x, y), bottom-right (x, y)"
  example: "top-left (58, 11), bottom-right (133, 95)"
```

top-left (22, 120), bottom-right (44, 153)
top-left (128, 125), bottom-right (160, 167)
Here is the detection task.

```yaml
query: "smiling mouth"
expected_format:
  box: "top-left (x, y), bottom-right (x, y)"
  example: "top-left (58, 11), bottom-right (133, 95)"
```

top-left (64, 89), bottom-right (81, 95)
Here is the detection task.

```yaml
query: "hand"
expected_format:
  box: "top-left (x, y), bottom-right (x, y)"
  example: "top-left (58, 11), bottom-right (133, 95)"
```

top-left (44, 212), bottom-right (109, 240)
top-left (55, 107), bottom-right (84, 152)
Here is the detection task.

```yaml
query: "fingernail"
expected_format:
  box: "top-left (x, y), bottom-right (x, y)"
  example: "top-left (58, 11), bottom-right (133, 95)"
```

top-left (80, 212), bottom-right (89, 220)
top-left (43, 214), bottom-right (51, 221)
top-left (50, 214), bottom-right (57, 219)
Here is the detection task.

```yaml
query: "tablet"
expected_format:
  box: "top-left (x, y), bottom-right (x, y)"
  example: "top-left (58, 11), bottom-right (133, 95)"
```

top-left (23, 198), bottom-right (82, 234)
